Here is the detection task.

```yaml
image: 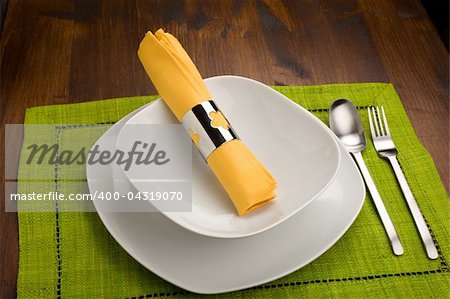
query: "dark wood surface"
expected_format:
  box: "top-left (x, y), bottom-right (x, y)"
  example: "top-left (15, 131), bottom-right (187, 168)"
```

top-left (0, 0), bottom-right (7, 33)
top-left (421, 0), bottom-right (449, 49)
top-left (1, 0), bottom-right (448, 297)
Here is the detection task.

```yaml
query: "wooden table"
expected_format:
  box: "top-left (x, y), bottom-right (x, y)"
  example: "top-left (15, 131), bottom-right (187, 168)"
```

top-left (1, 0), bottom-right (448, 297)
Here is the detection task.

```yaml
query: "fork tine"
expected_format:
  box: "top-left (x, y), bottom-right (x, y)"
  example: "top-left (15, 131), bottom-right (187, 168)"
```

top-left (376, 106), bottom-right (385, 136)
top-left (368, 107), bottom-right (377, 137)
top-left (372, 107), bottom-right (381, 136)
top-left (381, 106), bottom-right (391, 136)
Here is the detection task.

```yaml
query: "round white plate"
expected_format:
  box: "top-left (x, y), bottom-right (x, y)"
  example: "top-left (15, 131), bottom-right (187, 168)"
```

top-left (87, 104), bottom-right (365, 294)
top-left (115, 76), bottom-right (341, 238)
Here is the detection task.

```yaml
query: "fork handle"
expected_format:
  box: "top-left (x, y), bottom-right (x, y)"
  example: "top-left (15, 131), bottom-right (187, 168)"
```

top-left (352, 152), bottom-right (404, 256)
top-left (386, 155), bottom-right (438, 260)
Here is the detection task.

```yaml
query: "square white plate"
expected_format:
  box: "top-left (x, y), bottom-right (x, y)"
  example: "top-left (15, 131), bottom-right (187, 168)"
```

top-left (87, 91), bottom-right (365, 294)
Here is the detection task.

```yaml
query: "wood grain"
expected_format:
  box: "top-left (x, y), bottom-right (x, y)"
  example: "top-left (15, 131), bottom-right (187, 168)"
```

top-left (1, 0), bottom-right (448, 297)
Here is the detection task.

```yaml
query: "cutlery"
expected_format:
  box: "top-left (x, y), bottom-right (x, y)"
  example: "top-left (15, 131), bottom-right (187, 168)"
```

top-left (368, 106), bottom-right (438, 259)
top-left (329, 99), bottom-right (403, 255)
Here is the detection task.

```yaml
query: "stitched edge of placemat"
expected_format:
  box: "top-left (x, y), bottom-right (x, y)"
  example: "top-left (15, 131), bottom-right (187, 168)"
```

top-left (51, 108), bottom-right (449, 299)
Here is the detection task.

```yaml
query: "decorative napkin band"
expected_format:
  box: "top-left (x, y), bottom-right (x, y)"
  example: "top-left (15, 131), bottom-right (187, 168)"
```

top-left (181, 100), bottom-right (238, 160)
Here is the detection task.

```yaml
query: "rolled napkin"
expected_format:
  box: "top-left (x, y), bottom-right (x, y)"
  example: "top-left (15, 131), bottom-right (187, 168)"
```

top-left (138, 29), bottom-right (277, 216)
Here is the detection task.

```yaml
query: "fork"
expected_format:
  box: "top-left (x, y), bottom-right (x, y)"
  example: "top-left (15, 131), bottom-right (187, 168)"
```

top-left (368, 106), bottom-right (438, 260)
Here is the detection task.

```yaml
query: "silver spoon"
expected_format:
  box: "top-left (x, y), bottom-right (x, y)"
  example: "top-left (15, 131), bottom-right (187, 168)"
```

top-left (329, 99), bottom-right (404, 256)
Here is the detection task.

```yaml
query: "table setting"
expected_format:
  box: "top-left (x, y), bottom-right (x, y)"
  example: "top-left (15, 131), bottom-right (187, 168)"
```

top-left (8, 28), bottom-right (448, 298)
top-left (1, 1), bottom-right (449, 298)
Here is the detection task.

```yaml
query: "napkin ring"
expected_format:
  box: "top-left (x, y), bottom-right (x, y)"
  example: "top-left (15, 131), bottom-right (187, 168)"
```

top-left (181, 100), bottom-right (238, 160)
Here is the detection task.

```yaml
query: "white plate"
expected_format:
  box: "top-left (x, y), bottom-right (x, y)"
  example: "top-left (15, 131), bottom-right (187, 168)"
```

top-left (87, 104), bottom-right (365, 294)
top-left (115, 76), bottom-right (341, 238)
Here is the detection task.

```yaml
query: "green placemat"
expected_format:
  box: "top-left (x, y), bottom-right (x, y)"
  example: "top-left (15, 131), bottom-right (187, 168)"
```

top-left (16, 83), bottom-right (450, 298)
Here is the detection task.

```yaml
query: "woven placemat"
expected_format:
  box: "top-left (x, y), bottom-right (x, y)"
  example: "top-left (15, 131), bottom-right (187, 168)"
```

top-left (16, 83), bottom-right (449, 298)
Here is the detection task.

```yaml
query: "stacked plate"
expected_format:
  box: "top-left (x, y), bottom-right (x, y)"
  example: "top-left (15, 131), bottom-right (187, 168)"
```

top-left (86, 76), bottom-right (365, 294)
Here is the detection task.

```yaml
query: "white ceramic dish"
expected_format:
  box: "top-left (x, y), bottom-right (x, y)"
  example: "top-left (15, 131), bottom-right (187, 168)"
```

top-left (87, 104), bottom-right (365, 294)
top-left (115, 76), bottom-right (341, 238)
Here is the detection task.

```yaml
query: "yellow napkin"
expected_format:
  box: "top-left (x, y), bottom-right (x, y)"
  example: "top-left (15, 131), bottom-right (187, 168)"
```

top-left (138, 29), bottom-right (277, 216)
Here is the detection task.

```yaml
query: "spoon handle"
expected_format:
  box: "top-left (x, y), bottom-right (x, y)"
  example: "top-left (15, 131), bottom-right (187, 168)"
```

top-left (352, 152), bottom-right (404, 256)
